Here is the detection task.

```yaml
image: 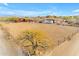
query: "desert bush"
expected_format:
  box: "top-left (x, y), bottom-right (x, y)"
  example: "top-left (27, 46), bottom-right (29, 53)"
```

top-left (0, 17), bottom-right (19, 22)
top-left (17, 30), bottom-right (48, 55)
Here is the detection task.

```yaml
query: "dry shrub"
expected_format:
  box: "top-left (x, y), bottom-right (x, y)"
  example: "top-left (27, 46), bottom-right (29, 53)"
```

top-left (17, 30), bottom-right (51, 55)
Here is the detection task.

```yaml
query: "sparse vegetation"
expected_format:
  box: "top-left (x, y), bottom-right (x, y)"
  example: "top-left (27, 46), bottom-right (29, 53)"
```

top-left (0, 16), bottom-right (19, 22)
top-left (17, 30), bottom-right (48, 55)
top-left (0, 15), bottom-right (79, 56)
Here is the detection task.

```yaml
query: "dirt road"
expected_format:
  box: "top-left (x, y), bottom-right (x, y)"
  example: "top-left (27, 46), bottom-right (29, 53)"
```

top-left (0, 27), bottom-right (24, 56)
top-left (45, 32), bottom-right (79, 56)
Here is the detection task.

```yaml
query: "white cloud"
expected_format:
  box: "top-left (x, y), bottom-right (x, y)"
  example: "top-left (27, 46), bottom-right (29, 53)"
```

top-left (3, 3), bottom-right (8, 6)
top-left (71, 9), bottom-right (79, 16)
top-left (12, 10), bottom-right (52, 16)
top-left (0, 6), bottom-right (59, 16)
top-left (73, 9), bottom-right (79, 12)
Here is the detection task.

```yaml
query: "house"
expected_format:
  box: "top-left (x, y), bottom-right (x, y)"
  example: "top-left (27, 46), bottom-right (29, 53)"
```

top-left (16, 18), bottom-right (39, 24)
top-left (15, 18), bottom-right (26, 22)
top-left (39, 19), bottom-right (55, 24)
top-left (55, 19), bottom-right (70, 26)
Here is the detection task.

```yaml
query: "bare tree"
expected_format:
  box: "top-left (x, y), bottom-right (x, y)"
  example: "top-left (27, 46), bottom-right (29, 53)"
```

top-left (18, 31), bottom-right (48, 55)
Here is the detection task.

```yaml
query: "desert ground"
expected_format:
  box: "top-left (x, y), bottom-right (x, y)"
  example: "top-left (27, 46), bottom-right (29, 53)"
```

top-left (0, 26), bottom-right (24, 56)
top-left (0, 22), bottom-right (79, 56)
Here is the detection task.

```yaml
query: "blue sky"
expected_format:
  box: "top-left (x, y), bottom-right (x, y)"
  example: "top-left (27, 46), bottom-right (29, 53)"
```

top-left (0, 3), bottom-right (79, 16)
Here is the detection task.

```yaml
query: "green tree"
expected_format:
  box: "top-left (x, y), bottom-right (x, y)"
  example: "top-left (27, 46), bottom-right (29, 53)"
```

top-left (5, 16), bottom-right (19, 22)
top-left (24, 16), bottom-right (30, 21)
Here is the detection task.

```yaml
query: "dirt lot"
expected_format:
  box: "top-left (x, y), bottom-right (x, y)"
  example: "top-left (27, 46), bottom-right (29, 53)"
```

top-left (1, 22), bottom-right (78, 45)
top-left (0, 22), bottom-right (79, 55)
